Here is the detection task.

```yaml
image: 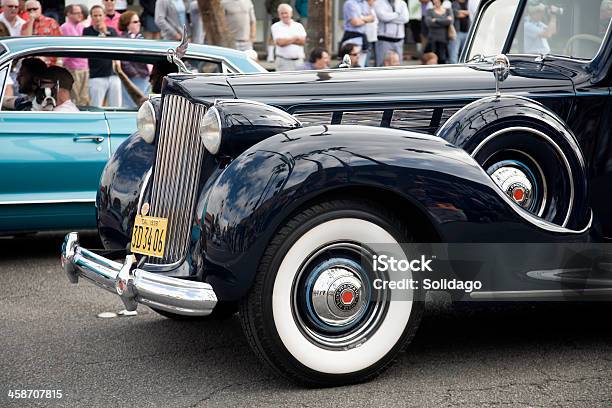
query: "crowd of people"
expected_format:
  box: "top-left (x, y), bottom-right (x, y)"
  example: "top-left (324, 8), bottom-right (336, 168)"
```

top-left (0, 0), bottom-right (484, 109)
top-left (243, 0), bottom-right (480, 71)
top-left (336, 0), bottom-right (480, 67)
top-left (253, 0), bottom-right (479, 71)
top-left (0, 0), bottom-right (481, 68)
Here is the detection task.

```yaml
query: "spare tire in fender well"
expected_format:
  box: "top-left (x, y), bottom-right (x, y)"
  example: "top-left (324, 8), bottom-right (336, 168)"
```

top-left (436, 95), bottom-right (589, 230)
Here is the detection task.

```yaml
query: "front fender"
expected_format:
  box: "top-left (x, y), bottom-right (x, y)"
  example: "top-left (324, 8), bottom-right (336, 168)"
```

top-left (97, 131), bottom-right (155, 249)
top-left (202, 125), bottom-right (591, 301)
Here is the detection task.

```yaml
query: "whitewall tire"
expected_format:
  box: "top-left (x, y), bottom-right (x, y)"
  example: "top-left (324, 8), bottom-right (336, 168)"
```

top-left (239, 199), bottom-right (424, 386)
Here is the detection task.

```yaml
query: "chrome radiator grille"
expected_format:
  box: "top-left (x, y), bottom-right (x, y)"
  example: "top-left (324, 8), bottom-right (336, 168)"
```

top-left (148, 94), bottom-right (206, 264)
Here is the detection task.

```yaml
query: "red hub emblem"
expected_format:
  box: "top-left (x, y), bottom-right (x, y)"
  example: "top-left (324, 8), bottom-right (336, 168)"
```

top-left (334, 283), bottom-right (359, 311)
top-left (512, 187), bottom-right (525, 202)
top-left (341, 290), bottom-right (354, 305)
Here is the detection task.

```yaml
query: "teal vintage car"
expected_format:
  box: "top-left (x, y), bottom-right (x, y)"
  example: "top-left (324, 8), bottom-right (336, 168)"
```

top-left (0, 36), bottom-right (265, 234)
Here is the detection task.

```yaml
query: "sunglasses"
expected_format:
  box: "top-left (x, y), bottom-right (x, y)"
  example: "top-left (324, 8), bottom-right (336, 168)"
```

top-left (27, 7), bottom-right (40, 11)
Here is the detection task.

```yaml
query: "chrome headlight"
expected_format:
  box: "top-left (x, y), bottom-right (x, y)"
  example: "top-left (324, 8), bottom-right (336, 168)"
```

top-left (200, 106), bottom-right (222, 154)
top-left (136, 101), bottom-right (156, 144)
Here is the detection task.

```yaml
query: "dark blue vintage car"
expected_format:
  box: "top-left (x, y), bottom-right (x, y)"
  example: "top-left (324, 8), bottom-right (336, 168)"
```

top-left (0, 37), bottom-right (264, 234)
top-left (63, 0), bottom-right (611, 386)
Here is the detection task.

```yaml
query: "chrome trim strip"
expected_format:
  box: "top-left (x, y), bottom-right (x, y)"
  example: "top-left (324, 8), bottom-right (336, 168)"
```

top-left (470, 288), bottom-right (612, 299)
top-left (62, 232), bottom-right (217, 316)
top-left (0, 198), bottom-right (95, 205)
top-left (104, 118), bottom-right (112, 158)
top-left (526, 268), bottom-right (612, 286)
top-left (471, 126), bottom-right (574, 228)
top-left (137, 167), bottom-right (153, 216)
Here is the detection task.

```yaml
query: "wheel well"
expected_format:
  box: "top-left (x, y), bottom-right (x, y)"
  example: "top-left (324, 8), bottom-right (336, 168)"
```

top-left (293, 186), bottom-right (442, 243)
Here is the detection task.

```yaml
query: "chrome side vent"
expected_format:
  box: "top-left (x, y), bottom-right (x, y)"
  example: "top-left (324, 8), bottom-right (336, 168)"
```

top-left (148, 94), bottom-right (206, 265)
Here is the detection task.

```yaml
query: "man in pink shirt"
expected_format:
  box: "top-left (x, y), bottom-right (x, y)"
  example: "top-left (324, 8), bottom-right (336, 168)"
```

top-left (103, 0), bottom-right (121, 33)
top-left (60, 4), bottom-right (89, 106)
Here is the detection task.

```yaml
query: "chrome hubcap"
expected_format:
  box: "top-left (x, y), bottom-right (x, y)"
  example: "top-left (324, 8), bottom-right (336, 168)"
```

top-left (490, 165), bottom-right (534, 209)
top-left (311, 265), bottom-right (366, 327)
top-left (292, 243), bottom-right (389, 349)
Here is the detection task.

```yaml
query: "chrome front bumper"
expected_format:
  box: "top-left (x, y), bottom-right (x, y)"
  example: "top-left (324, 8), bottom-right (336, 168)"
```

top-left (61, 232), bottom-right (217, 316)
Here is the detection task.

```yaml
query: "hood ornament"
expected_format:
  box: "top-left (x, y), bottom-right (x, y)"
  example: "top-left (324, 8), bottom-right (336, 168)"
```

top-left (492, 54), bottom-right (510, 97)
top-left (167, 25), bottom-right (190, 74)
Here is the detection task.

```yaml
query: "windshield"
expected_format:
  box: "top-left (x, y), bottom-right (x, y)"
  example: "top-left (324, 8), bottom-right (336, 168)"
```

top-left (468, 0), bottom-right (521, 59)
top-left (510, 0), bottom-right (611, 59)
top-left (469, 0), bottom-right (612, 60)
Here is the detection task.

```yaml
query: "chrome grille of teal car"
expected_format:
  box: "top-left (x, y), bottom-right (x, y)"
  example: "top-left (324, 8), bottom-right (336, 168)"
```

top-left (148, 94), bottom-right (206, 264)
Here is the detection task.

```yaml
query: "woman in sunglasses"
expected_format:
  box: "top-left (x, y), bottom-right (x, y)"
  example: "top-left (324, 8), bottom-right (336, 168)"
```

top-left (117, 10), bottom-right (150, 108)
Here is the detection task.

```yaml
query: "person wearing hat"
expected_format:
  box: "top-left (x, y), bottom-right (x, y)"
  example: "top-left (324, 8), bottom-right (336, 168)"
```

top-left (44, 66), bottom-right (79, 112)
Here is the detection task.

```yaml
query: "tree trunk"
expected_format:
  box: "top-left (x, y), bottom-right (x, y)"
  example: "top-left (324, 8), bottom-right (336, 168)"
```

top-left (199, 0), bottom-right (234, 48)
top-left (306, 0), bottom-right (333, 55)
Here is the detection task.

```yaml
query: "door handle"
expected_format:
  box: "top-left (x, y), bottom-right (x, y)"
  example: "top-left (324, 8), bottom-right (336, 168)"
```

top-left (73, 136), bottom-right (105, 143)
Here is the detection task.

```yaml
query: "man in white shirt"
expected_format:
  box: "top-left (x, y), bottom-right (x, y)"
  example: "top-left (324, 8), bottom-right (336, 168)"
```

top-left (374, 0), bottom-right (409, 66)
top-left (271, 3), bottom-right (307, 71)
top-left (0, 0), bottom-right (25, 36)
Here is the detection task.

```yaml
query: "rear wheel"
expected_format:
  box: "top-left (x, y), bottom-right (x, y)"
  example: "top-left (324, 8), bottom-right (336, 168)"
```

top-left (240, 199), bottom-right (423, 386)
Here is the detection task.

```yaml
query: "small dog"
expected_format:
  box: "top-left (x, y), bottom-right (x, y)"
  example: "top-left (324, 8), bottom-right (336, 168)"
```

top-left (31, 80), bottom-right (58, 111)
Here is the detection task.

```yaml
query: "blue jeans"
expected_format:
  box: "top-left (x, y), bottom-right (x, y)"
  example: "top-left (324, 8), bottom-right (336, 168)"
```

top-left (448, 31), bottom-right (469, 64)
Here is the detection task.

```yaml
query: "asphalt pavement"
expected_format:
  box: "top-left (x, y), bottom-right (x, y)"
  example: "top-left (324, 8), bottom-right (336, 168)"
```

top-left (1, 232), bottom-right (611, 408)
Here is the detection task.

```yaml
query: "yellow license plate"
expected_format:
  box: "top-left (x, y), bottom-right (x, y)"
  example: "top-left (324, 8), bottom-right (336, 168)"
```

top-left (130, 215), bottom-right (168, 258)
